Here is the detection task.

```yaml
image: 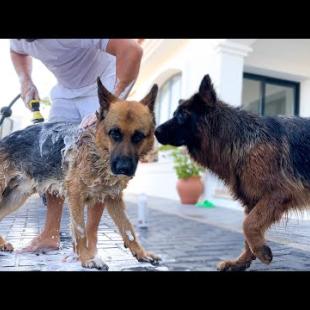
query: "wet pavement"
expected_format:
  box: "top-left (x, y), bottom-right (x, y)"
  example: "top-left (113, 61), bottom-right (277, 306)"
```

top-left (1, 194), bottom-right (310, 271)
top-left (0, 195), bottom-right (167, 271)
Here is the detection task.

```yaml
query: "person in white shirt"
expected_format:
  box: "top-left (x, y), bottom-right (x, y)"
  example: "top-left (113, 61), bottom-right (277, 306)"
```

top-left (10, 39), bottom-right (143, 252)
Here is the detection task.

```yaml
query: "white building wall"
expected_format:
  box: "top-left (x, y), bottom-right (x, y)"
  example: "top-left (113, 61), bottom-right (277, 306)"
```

top-left (214, 41), bottom-right (252, 106)
top-left (127, 39), bottom-right (253, 206)
top-left (201, 40), bottom-right (253, 209)
top-left (124, 157), bottom-right (179, 200)
top-left (127, 39), bottom-right (223, 203)
top-left (126, 39), bottom-right (310, 209)
top-left (300, 80), bottom-right (310, 117)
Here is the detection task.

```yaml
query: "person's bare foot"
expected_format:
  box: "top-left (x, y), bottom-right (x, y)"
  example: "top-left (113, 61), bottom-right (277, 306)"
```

top-left (0, 241), bottom-right (14, 252)
top-left (18, 232), bottom-right (60, 253)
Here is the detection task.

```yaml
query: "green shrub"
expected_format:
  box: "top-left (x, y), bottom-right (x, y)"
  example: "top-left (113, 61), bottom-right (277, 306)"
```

top-left (159, 145), bottom-right (204, 179)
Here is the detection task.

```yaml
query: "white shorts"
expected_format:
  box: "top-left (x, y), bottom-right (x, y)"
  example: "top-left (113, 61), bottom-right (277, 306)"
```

top-left (48, 74), bottom-right (116, 123)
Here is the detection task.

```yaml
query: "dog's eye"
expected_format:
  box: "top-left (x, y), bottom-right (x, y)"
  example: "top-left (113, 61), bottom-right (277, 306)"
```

top-left (132, 131), bottom-right (145, 144)
top-left (108, 128), bottom-right (123, 142)
top-left (176, 112), bottom-right (189, 125)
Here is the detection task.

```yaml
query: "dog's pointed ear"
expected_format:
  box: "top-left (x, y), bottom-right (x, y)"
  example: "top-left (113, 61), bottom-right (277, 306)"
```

top-left (97, 77), bottom-right (118, 120)
top-left (199, 75), bottom-right (217, 106)
top-left (141, 84), bottom-right (158, 112)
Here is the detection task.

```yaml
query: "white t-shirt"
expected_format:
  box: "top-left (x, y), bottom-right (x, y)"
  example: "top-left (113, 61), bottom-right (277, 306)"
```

top-left (10, 39), bottom-right (116, 93)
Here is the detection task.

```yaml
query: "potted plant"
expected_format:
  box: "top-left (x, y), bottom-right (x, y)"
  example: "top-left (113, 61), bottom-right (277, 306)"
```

top-left (159, 145), bottom-right (205, 204)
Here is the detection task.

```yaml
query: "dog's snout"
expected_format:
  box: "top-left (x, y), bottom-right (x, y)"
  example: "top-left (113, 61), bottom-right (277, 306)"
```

top-left (155, 125), bottom-right (171, 145)
top-left (112, 156), bottom-right (136, 176)
top-left (155, 126), bottom-right (165, 143)
top-left (154, 127), bottom-right (162, 139)
top-left (155, 122), bottom-right (187, 147)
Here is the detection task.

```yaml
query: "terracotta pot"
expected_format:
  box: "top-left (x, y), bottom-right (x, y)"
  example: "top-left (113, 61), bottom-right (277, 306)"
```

top-left (176, 176), bottom-right (204, 205)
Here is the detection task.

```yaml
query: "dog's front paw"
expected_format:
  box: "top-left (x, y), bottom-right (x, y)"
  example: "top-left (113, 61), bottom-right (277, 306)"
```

top-left (127, 241), bottom-right (161, 265)
top-left (217, 259), bottom-right (252, 272)
top-left (81, 256), bottom-right (109, 271)
top-left (0, 242), bottom-right (14, 252)
top-left (134, 250), bottom-right (161, 266)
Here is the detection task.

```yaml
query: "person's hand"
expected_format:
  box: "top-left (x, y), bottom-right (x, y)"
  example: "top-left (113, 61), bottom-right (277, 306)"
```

top-left (20, 79), bottom-right (40, 110)
top-left (79, 113), bottom-right (97, 129)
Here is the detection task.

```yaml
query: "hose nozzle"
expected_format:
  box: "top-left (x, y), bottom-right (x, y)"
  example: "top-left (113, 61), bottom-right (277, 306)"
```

top-left (29, 100), bottom-right (44, 123)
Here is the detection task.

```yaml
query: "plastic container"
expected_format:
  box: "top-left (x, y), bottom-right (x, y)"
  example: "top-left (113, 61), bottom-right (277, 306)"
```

top-left (137, 193), bottom-right (148, 229)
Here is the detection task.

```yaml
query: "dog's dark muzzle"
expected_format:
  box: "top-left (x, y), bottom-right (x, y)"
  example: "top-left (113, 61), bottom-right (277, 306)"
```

top-left (154, 126), bottom-right (164, 144)
top-left (111, 156), bottom-right (137, 177)
top-left (155, 122), bottom-right (186, 147)
top-left (155, 124), bottom-right (172, 145)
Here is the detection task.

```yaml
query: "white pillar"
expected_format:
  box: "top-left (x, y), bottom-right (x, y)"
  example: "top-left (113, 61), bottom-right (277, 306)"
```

top-left (181, 39), bottom-right (220, 99)
top-left (300, 79), bottom-right (310, 117)
top-left (214, 40), bottom-right (253, 107)
top-left (203, 40), bottom-right (252, 209)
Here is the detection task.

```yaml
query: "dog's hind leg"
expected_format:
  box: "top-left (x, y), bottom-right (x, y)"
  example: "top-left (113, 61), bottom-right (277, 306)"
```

top-left (0, 178), bottom-right (33, 252)
top-left (105, 196), bottom-right (160, 265)
top-left (0, 161), bottom-right (12, 251)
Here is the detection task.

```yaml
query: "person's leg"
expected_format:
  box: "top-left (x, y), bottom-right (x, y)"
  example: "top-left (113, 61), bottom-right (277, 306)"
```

top-left (21, 193), bottom-right (65, 252)
top-left (76, 95), bottom-right (100, 122)
top-left (21, 98), bottom-right (81, 253)
top-left (48, 97), bottom-right (81, 123)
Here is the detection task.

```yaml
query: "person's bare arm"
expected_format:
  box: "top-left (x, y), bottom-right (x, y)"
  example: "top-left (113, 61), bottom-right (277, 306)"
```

top-left (105, 39), bottom-right (143, 98)
top-left (80, 39), bottom-right (143, 129)
top-left (10, 50), bottom-right (39, 109)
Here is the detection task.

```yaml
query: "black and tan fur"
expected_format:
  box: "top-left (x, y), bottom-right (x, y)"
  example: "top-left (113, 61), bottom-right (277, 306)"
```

top-left (0, 78), bottom-right (159, 270)
top-left (155, 74), bottom-right (310, 271)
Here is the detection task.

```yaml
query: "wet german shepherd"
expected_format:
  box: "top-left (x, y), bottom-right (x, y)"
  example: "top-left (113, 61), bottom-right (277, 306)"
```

top-left (155, 74), bottom-right (310, 271)
top-left (0, 78), bottom-right (160, 270)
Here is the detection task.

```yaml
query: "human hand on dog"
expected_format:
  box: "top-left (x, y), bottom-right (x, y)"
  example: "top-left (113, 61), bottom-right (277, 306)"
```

top-left (21, 79), bottom-right (40, 110)
top-left (80, 113), bottom-right (97, 129)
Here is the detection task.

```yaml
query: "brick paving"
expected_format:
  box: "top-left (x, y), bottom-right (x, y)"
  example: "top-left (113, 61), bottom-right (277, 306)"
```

top-left (0, 194), bottom-right (310, 271)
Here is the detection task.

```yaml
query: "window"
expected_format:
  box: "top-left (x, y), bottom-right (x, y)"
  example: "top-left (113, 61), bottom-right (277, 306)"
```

top-left (242, 73), bottom-right (299, 117)
top-left (155, 74), bottom-right (182, 125)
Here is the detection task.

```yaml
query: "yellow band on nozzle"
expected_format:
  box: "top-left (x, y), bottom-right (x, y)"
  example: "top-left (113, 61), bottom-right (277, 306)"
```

top-left (32, 111), bottom-right (43, 119)
top-left (28, 99), bottom-right (49, 113)
top-left (29, 99), bottom-right (50, 105)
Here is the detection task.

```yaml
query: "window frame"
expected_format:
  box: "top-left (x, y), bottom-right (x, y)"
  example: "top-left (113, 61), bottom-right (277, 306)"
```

top-left (243, 72), bottom-right (300, 116)
top-left (155, 73), bottom-right (182, 124)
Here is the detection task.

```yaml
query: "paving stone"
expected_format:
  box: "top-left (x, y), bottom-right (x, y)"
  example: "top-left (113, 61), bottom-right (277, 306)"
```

top-left (0, 196), bottom-right (310, 271)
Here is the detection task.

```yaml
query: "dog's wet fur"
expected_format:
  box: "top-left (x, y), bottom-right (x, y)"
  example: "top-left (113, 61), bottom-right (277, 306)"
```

top-left (0, 78), bottom-right (160, 269)
top-left (155, 74), bottom-right (310, 271)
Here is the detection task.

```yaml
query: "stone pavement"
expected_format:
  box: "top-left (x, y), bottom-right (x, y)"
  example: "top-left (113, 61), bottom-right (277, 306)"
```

top-left (0, 194), bottom-right (310, 271)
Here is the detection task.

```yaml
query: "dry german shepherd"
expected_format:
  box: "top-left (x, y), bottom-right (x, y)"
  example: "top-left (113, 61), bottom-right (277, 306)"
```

top-left (0, 78), bottom-right (160, 270)
top-left (155, 74), bottom-right (310, 271)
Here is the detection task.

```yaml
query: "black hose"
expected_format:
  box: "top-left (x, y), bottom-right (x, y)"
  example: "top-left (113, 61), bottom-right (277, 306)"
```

top-left (8, 94), bottom-right (21, 108)
top-left (0, 94), bottom-right (21, 127)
